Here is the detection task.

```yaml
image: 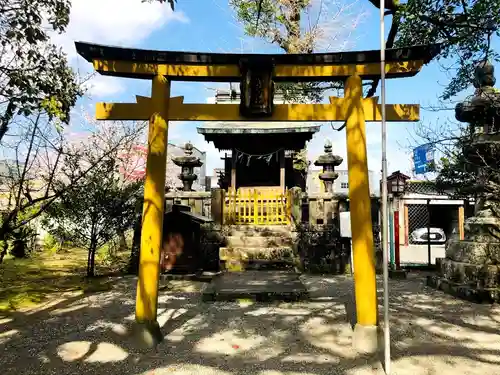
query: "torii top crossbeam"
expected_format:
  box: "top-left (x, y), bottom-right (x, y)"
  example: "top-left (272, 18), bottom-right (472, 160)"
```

top-left (76, 41), bottom-right (439, 82)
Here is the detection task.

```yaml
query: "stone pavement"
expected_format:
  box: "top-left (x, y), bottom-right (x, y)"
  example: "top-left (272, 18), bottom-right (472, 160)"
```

top-left (1, 274), bottom-right (500, 375)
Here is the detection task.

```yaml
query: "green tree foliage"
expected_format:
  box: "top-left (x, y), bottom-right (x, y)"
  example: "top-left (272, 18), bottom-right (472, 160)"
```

top-left (43, 150), bottom-right (142, 277)
top-left (232, 0), bottom-right (314, 53)
top-left (0, 0), bottom-right (83, 141)
top-left (229, 0), bottom-right (358, 180)
top-left (0, 112), bottom-right (145, 265)
top-left (229, 0), bottom-right (356, 102)
top-left (433, 128), bottom-right (478, 197)
top-left (367, 0), bottom-right (498, 99)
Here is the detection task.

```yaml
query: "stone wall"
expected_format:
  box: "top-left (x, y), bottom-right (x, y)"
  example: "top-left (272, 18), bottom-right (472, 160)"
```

top-left (165, 191), bottom-right (212, 217)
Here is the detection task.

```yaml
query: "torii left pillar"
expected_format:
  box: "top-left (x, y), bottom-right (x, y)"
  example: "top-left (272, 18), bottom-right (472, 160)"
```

top-left (133, 74), bottom-right (171, 346)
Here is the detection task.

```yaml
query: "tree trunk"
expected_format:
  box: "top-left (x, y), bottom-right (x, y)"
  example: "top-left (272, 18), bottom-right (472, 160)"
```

top-left (127, 219), bottom-right (141, 274)
top-left (0, 100), bottom-right (15, 143)
top-left (118, 231), bottom-right (127, 253)
top-left (87, 242), bottom-right (97, 277)
top-left (0, 239), bottom-right (9, 264)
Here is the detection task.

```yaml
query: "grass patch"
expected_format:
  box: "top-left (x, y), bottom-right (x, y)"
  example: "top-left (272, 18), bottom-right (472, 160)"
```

top-left (0, 247), bottom-right (129, 312)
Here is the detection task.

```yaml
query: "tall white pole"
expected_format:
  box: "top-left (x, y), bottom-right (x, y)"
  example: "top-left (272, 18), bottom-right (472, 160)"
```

top-left (379, 1), bottom-right (391, 374)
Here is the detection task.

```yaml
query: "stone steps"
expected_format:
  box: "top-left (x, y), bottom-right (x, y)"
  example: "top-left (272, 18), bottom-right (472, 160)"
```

top-left (227, 224), bottom-right (294, 236)
top-left (220, 246), bottom-right (296, 260)
top-left (203, 225), bottom-right (307, 302)
top-left (220, 246), bottom-right (298, 271)
top-left (220, 224), bottom-right (298, 272)
top-left (226, 235), bottom-right (293, 248)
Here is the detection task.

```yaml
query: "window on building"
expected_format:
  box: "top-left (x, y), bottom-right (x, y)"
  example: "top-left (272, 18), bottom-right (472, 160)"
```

top-left (341, 182), bottom-right (349, 189)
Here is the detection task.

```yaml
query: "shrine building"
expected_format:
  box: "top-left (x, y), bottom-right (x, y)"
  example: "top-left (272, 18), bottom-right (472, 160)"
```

top-left (198, 90), bottom-right (319, 192)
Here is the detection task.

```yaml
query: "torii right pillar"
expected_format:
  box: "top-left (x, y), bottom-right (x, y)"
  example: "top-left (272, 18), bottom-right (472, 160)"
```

top-left (344, 74), bottom-right (378, 353)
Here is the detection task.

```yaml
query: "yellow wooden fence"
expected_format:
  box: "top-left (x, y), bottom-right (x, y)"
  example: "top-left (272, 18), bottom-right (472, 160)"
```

top-left (224, 188), bottom-right (291, 225)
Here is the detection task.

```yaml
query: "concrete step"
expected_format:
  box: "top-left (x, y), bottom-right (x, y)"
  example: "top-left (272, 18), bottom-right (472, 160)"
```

top-left (220, 246), bottom-right (298, 272)
top-left (220, 246), bottom-right (296, 261)
top-left (226, 235), bottom-right (293, 248)
top-left (227, 225), bottom-right (294, 237)
top-left (202, 270), bottom-right (309, 302)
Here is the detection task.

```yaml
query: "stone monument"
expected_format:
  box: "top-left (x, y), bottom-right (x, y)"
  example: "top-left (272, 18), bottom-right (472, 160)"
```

top-left (428, 61), bottom-right (500, 302)
top-left (171, 142), bottom-right (203, 191)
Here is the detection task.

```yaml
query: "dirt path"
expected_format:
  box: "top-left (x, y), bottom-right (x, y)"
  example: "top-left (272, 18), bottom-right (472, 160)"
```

top-left (1, 274), bottom-right (499, 375)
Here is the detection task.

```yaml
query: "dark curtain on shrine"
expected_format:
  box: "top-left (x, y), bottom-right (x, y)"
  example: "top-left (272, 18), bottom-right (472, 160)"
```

top-left (236, 157), bottom-right (280, 187)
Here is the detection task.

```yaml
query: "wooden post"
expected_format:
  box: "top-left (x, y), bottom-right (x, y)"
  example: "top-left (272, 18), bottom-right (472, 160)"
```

top-left (279, 149), bottom-right (285, 192)
top-left (427, 199), bottom-right (431, 266)
top-left (404, 205), bottom-right (409, 246)
top-left (253, 189), bottom-right (259, 224)
top-left (135, 75), bottom-right (170, 345)
top-left (231, 149), bottom-right (237, 189)
top-left (289, 187), bottom-right (302, 225)
top-left (394, 210), bottom-right (400, 269)
top-left (344, 74), bottom-right (377, 343)
top-left (389, 207), bottom-right (394, 267)
top-left (459, 205), bottom-right (465, 240)
top-left (211, 188), bottom-right (225, 225)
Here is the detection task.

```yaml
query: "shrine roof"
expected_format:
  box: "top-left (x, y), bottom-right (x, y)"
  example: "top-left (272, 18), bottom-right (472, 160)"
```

top-left (197, 122), bottom-right (320, 135)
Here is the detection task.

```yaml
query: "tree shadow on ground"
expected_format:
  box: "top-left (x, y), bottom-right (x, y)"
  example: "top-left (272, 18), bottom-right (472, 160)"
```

top-left (0, 273), bottom-right (499, 375)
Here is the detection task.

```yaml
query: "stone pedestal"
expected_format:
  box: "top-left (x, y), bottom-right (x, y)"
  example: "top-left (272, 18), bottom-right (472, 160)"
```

top-left (430, 214), bottom-right (500, 302)
top-left (447, 215), bottom-right (500, 264)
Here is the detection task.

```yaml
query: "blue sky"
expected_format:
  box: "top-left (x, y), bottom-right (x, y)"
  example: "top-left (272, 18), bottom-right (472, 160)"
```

top-left (56, 0), bottom-right (499, 179)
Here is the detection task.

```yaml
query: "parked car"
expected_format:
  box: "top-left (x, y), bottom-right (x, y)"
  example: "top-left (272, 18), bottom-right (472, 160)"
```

top-left (410, 227), bottom-right (447, 244)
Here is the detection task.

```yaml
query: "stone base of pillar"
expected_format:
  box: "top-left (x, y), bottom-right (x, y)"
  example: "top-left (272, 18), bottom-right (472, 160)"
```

top-left (130, 320), bottom-right (163, 349)
top-left (427, 214), bottom-right (500, 303)
top-left (427, 258), bottom-right (500, 303)
top-left (389, 269), bottom-right (407, 279)
top-left (352, 323), bottom-right (379, 354)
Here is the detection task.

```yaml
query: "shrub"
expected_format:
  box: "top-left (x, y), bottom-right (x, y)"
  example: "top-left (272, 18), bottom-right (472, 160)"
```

top-left (9, 225), bottom-right (37, 258)
top-left (43, 233), bottom-right (60, 254)
top-left (295, 223), bottom-right (349, 274)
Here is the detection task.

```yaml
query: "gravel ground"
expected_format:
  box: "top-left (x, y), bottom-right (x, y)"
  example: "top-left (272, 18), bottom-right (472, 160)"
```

top-left (1, 273), bottom-right (499, 375)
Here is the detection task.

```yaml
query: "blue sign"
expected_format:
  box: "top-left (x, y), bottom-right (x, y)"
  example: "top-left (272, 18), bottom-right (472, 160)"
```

top-left (413, 144), bottom-right (434, 174)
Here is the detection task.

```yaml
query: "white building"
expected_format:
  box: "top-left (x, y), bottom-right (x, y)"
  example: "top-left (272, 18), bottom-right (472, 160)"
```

top-left (307, 167), bottom-right (380, 197)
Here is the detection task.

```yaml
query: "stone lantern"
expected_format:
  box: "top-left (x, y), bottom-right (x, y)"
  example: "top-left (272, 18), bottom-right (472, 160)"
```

top-left (429, 61), bottom-right (500, 301)
top-left (314, 139), bottom-right (343, 193)
top-left (172, 142), bottom-right (203, 191)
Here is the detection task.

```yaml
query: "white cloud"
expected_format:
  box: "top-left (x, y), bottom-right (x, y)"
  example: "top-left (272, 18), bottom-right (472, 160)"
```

top-left (83, 75), bottom-right (126, 98)
top-left (51, 0), bottom-right (189, 99)
top-left (53, 0), bottom-right (189, 59)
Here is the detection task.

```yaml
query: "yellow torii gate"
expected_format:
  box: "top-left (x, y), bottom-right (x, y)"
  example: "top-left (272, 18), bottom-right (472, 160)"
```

top-left (76, 41), bottom-right (438, 351)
